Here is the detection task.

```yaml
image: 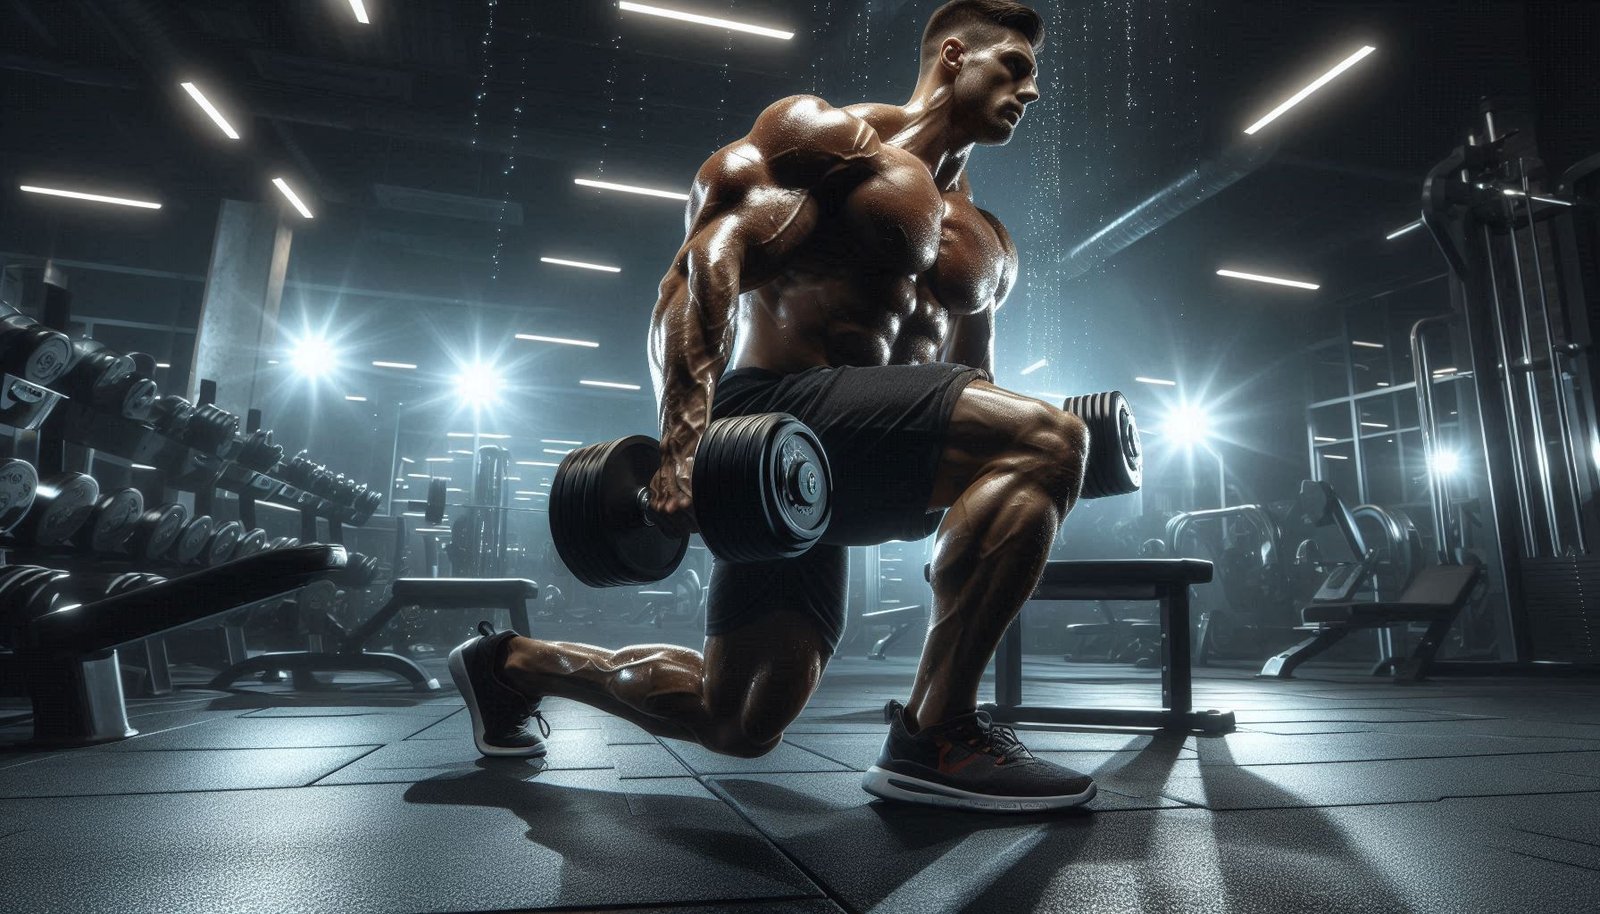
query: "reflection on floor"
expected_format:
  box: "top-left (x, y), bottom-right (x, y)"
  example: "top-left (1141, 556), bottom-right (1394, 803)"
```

top-left (2, 652), bottom-right (1599, 914)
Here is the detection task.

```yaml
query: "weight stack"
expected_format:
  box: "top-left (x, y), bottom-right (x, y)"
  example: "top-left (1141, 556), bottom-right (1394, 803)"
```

top-left (1521, 556), bottom-right (1600, 663)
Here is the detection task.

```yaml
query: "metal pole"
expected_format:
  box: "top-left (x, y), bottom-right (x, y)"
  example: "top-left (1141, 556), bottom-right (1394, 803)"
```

top-left (1499, 192), bottom-right (1563, 555)
top-left (1517, 159), bottom-right (1587, 554)
top-left (1411, 316), bottom-right (1454, 561)
top-left (386, 401), bottom-right (404, 517)
top-left (1479, 223), bottom-right (1540, 555)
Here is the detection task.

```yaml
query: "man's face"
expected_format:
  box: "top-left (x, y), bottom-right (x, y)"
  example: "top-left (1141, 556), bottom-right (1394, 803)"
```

top-left (949, 32), bottom-right (1040, 145)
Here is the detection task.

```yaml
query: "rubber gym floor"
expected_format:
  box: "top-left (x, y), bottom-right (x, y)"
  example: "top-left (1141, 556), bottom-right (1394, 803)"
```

top-left (2, 649), bottom-right (1598, 914)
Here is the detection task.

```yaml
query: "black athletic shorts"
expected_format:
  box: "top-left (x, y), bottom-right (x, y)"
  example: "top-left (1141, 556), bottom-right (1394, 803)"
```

top-left (703, 362), bottom-right (987, 654)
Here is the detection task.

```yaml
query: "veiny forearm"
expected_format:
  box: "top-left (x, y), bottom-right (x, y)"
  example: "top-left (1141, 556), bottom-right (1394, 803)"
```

top-left (650, 249), bottom-right (740, 463)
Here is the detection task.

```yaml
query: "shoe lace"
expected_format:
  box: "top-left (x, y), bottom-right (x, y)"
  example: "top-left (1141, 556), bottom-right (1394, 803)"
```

top-left (972, 713), bottom-right (1033, 764)
top-left (528, 710), bottom-right (552, 739)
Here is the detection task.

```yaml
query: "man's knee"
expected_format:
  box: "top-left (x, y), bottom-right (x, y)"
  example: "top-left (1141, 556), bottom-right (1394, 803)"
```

top-left (1010, 402), bottom-right (1088, 497)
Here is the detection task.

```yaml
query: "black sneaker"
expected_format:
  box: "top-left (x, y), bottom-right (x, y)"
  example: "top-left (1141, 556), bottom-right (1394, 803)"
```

top-left (862, 699), bottom-right (1096, 812)
top-left (447, 621), bottom-right (550, 758)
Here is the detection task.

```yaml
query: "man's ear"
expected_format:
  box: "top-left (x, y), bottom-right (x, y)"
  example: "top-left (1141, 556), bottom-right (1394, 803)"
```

top-left (940, 37), bottom-right (966, 74)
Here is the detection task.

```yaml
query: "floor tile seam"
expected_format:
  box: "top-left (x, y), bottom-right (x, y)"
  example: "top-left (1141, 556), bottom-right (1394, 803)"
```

top-left (1155, 787), bottom-right (1600, 813)
top-left (433, 891), bottom-right (834, 914)
top-left (697, 776), bottom-right (865, 914)
top-left (1500, 847), bottom-right (1600, 873)
top-left (778, 738), bottom-right (863, 771)
top-left (94, 743), bottom-right (394, 754)
top-left (1509, 825), bottom-right (1600, 850)
top-left (1196, 746), bottom-right (1600, 768)
top-left (304, 743), bottom-right (388, 785)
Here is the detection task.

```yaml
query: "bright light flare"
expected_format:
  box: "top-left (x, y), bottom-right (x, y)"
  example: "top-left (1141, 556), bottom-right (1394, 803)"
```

top-left (288, 334), bottom-right (338, 381)
top-left (1429, 449), bottom-right (1461, 477)
top-left (454, 361), bottom-right (504, 409)
top-left (618, 1), bottom-right (794, 40)
top-left (1163, 403), bottom-right (1211, 447)
top-left (349, 0), bottom-right (370, 24)
top-left (1244, 45), bottom-right (1377, 135)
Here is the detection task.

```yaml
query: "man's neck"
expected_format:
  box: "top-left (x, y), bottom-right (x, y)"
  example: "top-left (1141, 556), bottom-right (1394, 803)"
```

top-left (888, 76), bottom-right (976, 191)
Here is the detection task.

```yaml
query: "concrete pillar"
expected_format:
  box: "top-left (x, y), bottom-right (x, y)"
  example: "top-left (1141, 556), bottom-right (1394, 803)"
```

top-left (190, 200), bottom-right (291, 415)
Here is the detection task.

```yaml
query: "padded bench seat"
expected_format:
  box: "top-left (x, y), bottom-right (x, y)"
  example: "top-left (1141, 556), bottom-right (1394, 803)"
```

top-left (390, 577), bottom-right (539, 609)
top-left (1301, 602), bottom-right (1453, 625)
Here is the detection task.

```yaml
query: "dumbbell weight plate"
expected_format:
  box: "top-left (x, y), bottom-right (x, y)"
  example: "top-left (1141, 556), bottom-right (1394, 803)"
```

top-left (126, 504), bottom-right (188, 562)
top-left (1062, 391), bottom-right (1142, 499)
top-left (204, 520), bottom-right (244, 566)
top-left (26, 473), bottom-right (101, 546)
top-left (551, 436), bottom-right (688, 588)
top-left (171, 515), bottom-right (215, 564)
top-left (693, 412), bottom-right (832, 564)
top-left (0, 458), bottom-right (39, 535)
top-left (73, 488), bottom-right (145, 554)
top-left (234, 528), bottom-right (268, 557)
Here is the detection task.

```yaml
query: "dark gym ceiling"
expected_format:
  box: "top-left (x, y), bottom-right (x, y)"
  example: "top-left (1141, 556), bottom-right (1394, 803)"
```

top-left (1, 1), bottom-right (1596, 484)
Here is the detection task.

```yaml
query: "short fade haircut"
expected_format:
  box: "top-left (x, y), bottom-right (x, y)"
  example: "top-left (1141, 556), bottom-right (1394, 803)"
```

top-left (920, 0), bottom-right (1045, 66)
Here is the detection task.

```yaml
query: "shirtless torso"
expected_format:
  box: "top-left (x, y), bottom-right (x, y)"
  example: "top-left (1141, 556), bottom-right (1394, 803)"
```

top-left (646, 95), bottom-right (1021, 525)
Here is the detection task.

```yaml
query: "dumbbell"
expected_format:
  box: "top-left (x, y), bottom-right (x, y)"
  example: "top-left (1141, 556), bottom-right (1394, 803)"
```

top-left (71, 487), bottom-right (146, 554)
top-left (234, 430), bottom-right (284, 473)
top-left (0, 458), bottom-right (39, 536)
top-left (168, 515), bottom-right (215, 565)
top-left (549, 412), bottom-right (831, 587)
top-left (202, 520), bottom-right (244, 566)
top-left (150, 395), bottom-right (240, 455)
top-left (11, 472), bottom-right (99, 547)
top-left (0, 564), bottom-right (72, 643)
top-left (1060, 391), bottom-right (1142, 499)
top-left (119, 503), bottom-right (189, 563)
top-left (0, 310), bottom-right (74, 386)
top-left (234, 527), bottom-right (269, 557)
top-left (56, 338), bottom-right (159, 421)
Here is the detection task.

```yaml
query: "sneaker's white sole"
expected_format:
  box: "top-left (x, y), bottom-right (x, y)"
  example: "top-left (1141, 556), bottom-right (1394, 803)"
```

top-left (861, 765), bottom-right (1096, 813)
top-left (447, 639), bottom-right (547, 758)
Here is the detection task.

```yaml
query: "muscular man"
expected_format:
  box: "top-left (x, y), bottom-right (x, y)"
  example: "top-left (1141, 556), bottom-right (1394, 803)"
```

top-left (450, 0), bottom-right (1096, 812)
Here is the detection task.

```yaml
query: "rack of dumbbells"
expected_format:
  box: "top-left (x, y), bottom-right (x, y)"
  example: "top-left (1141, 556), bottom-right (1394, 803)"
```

top-left (0, 282), bottom-right (382, 746)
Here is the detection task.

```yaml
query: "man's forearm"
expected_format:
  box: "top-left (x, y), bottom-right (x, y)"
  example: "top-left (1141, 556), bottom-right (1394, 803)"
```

top-left (651, 259), bottom-right (738, 461)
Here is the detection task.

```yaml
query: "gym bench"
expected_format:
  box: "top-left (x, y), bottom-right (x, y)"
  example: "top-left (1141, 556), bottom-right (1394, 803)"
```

top-left (928, 559), bottom-right (1233, 733)
top-left (1259, 562), bottom-right (1485, 682)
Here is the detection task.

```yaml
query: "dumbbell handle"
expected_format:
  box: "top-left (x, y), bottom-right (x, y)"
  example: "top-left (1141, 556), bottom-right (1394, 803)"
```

top-left (635, 488), bottom-right (662, 527)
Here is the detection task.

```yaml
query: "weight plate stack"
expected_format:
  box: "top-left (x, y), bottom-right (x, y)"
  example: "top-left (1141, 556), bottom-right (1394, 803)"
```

top-left (1062, 391), bottom-right (1142, 499)
top-left (0, 458), bottom-right (39, 535)
top-left (550, 436), bottom-right (688, 588)
top-left (234, 527), bottom-right (269, 557)
top-left (127, 504), bottom-right (188, 562)
top-left (73, 488), bottom-right (146, 554)
top-left (693, 413), bottom-right (832, 564)
top-left (171, 515), bottom-right (215, 564)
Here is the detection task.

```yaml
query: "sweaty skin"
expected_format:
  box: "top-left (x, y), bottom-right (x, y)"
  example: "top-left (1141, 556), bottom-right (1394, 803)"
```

top-left (502, 29), bottom-right (1082, 750)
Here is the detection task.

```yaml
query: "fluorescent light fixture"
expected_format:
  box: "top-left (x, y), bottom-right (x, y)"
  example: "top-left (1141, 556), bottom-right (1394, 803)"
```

top-left (573, 177), bottom-right (690, 201)
top-left (267, 360), bottom-right (279, 365)
top-left (1432, 366), bottom-right (1458, 376)
top-left (1019, 358), bottom-right (1048, 376)
top-left (517, 460), bottom-right (560, 467)
top-left (446, 487), bottom-right (464, 493)
top-left (540, 256), bottom-right (621, 274)
top-left (414, 527), bottom-right (450, 534)
top-left (156, 362), bottom-right (171, 368)
top-left (516, 333), bottom-right (599, 348)
top-left (1323, 453), bottom-right (1350, 461)
top-left (1376, 381), bottom-right (1391, 387)
top-left (271, 177), bottom-right (314, 218)
top-left (372, 360), bottom-right (417, 370)
top-left (131, 463), bottom-right (159, 471)
top-left (20, 185), bottom-right (161, 209)
top-left (1243, 45), bottom-right (1377, 135)
top-left (424, 457), bottom-right (453, 463)
top-left (179, 82), bottom-right (240, 139)
top-left (1386, 220), bottom-right (1424, 240)
top-left (349, 0), bottom-right (370, 24)
top-left (580, 379), bottom-right (643, 391)
top-left (1360, 421), bottom-right (1389, 429)
top-left (449, 449), bottom-right (472, 455)
top-left (1135, 376), bottom-right (1177, 387)
top-left (638, 590), bottom-right (675, 596)
top-left (1313, 436), bottom-right (1338, 443)
top-left (406, 473), bottom-right (431, 478)
top-left (1351, 340), bottom-right (1385, 349)
top-left (480, 433), bottom-right (511, 440)
top-left (446, 432), bottom-right (474, 438)
top-left (515, 490), bottom-right (542, 496)
top-left (1216, 269), bottom-right (1320, 291)
top-left (515, 497), bottom-right (533, 502)
top-left (543, 448), bottom-right (573, 456)
top-left (345, 395), bottom-right (368, 402)
top-left (400, 457), bottom-right (415, 464)
top-left (618, 1), bottom-right (794, 40)
top-left (541, 439), bottom-right (582, 445)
